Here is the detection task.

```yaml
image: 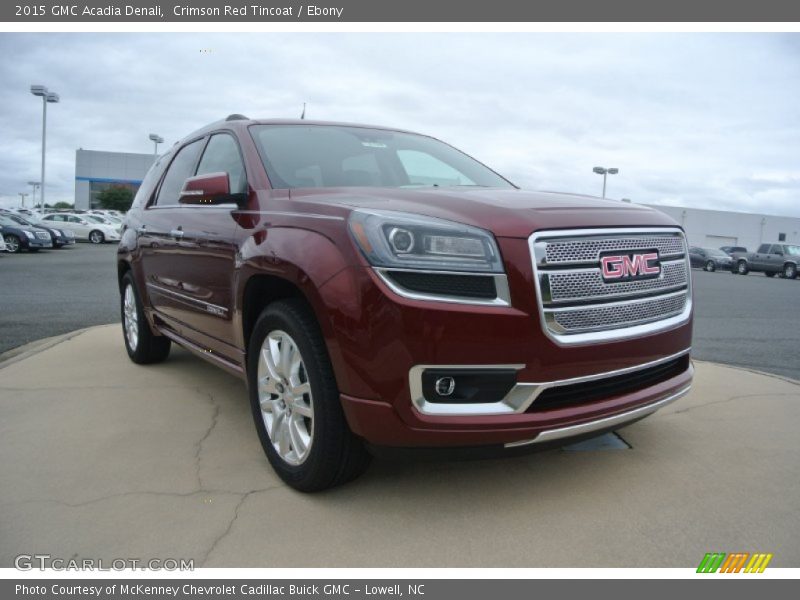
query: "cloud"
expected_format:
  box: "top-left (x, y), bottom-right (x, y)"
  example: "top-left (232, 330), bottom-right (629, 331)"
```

top-left (0, 33), bottom-right (798, 217)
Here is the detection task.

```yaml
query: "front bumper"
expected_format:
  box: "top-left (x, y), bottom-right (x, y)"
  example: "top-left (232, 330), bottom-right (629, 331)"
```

top-left (341, 360), bottom-right (692, 447)
top-left (27, 238), bottom-right (53, 249)
top-left (323, 235), bottom-right (694, 449)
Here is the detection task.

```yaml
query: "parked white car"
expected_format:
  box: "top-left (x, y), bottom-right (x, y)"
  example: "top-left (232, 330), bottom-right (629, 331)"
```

top-left (38, 212), bottom-right (121, 244)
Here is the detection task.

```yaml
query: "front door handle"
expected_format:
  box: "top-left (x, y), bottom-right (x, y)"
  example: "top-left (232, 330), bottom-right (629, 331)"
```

top-left (170, 228), bottom-right (184, 239)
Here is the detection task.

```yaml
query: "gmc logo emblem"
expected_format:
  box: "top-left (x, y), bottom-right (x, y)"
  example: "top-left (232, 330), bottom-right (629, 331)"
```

top-left (600, 251), bottom-right (661, 282)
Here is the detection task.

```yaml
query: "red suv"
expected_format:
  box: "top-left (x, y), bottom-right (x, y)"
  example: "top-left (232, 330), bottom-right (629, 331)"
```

top-left (118, 116), bottom-right (693, 491)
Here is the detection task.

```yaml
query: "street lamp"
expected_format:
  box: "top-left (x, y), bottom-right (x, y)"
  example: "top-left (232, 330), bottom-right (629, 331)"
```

top-left (28, 181), bottom-right (40, 207)
top-left (19, 192), bottom-right (29, 207)
top-left (593, 166), bottom-right (618, 199)
top-left (149, 133), bottom-right (164, 157)
top-left (30, 85), bottom-right (60, 210)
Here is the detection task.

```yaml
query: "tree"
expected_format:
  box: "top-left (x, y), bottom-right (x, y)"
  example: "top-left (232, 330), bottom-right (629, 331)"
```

top-left (97, 185), bottom-right (134, 211)
top-left (50, 201), bottom-right (74, 209)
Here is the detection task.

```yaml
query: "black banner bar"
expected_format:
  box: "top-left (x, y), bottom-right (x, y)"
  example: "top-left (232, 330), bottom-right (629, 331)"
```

top-left (3, 579), bottom-right (796, 600)
top-left (3, 0), bottom-right (800, 22)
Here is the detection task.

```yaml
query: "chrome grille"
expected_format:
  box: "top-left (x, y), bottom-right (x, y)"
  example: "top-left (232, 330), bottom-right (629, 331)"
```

top-left (35, 231), bottom-right (50, 240)
top-left (530, 228), bottom-right (692, 345)
top-left (550, 292), bottom-right (687, 332)
top-left (548, 260), bottom-right (688, 303)
top-left (544, 235), bottom-right (686, 265)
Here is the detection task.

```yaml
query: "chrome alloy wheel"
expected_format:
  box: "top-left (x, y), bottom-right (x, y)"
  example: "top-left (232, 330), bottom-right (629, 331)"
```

top-left (123, 284), bottom-right (139, 351)
top-left (257, 330), bottom-right (314, 466)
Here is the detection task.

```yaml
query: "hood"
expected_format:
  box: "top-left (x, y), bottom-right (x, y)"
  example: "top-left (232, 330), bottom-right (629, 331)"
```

top-left (287, 187), bottom-right (679, 238)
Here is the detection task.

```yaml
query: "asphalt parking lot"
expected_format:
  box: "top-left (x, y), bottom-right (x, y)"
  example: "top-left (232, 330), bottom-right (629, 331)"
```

top-left (1, 244), bottom-right (798, 379)
top-left (0, 243), bottom-right (119, 355)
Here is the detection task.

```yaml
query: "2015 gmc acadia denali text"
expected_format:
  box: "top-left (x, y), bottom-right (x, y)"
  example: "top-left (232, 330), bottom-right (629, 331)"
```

top-left (117, 116), bottom-right (693, 491)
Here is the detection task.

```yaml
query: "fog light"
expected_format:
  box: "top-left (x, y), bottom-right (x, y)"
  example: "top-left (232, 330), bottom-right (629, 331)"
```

top-left (435, 377), bottom-right (456, 396)
top-left (421, 368), bottom-right (517, 404)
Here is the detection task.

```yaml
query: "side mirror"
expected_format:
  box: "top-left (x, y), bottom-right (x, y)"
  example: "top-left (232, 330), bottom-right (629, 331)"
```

top-left (179, 172), bottom-right (236, 206)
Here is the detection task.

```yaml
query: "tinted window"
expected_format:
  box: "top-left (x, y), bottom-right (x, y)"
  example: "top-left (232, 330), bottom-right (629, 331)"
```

top-left (250, 125), bottom-right (513, 190)
top-left (155, 140), bottom-right (204, 206)
top-left (757, 244), bottom-right (770, 253)
top-left (195, 134), bottom-right (247, 194)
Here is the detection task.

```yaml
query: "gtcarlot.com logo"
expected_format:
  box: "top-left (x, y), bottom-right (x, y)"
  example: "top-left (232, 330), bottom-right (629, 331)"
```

top-left (14, 554), bottom-right (194, 571)
top-left (697, 552), bottom-right (773, 573)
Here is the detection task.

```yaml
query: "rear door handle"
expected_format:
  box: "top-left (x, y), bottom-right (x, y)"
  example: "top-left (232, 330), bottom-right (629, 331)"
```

top-left (170, 228), bottom-right (184, 239)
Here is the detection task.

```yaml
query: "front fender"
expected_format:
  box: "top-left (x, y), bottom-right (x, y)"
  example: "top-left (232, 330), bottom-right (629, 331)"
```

top-left (235, 224), bottom-right (363, 392)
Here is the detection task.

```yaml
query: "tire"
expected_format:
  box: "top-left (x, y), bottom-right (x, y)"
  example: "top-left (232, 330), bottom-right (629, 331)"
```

top-left (247, 299), bottom-right (371, 492)
top-left (120, 272), bottom-right (171, 364)
top-left (88, 230), bottom-right (105, 244)
top-left (4, 234), bottom-right (21, 253)
top-left (784, 263), bottom-right (798, 280)
top-left (737, 260), bottom-right (749, 275)
top-left (705, 260), bottom-right (715, 272)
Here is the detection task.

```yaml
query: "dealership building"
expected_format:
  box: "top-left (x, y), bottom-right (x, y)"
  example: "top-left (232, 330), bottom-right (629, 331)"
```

top-left (74, 149), bottom-right (155, 210)
top-left (641, 203), bottom-right (800, 250)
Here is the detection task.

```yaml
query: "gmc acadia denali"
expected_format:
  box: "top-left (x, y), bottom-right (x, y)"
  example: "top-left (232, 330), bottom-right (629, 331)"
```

top-left (118, 116), bottom-right (694, 491)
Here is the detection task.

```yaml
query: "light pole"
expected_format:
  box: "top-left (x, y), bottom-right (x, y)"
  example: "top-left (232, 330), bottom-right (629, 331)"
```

top-left (28, 181), bottom-right (40, 207)
top-left (593, 166), bottom-right (618, 199)
top-left (30, 85), bottom-right (60, 210)
top-left (149, 133), bottom-right (164, 157)
top-left (19, 192), bottom-right (29, 207)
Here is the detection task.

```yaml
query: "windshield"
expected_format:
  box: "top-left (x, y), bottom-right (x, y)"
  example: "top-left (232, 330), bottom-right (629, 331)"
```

top-left (250, 125), bottom-right (514, 190)
top-left (0, 216), bottom-right (23, 227)
top-left (6, 215), bottom-right (34, 226)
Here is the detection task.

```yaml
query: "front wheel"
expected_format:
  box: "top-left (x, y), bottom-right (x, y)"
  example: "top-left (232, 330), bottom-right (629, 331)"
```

top-left (705, 260), bottom-right (716, 272)
top-left (784, 263), bottom-right (798, 280)
top-left (247, 299), bottom-right (371, 492)
top-left (737, 260), bottom-right (749, 275)
top-left (4, 235), bottom-right (21, 253)
top-left (120, 272), bottom-right (171, 364)
top-left (88, 230), bottom-right (105, 244)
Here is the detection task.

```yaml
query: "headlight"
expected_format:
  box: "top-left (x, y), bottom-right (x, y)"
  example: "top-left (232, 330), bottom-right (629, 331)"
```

top-left (23, 230), bottom-right (35, 239)
top-left (348, 209), bottom-right (504, 273)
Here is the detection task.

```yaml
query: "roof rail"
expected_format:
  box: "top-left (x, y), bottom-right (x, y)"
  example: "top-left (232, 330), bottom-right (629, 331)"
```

top-left (225, 114), bottom-right (249, 121)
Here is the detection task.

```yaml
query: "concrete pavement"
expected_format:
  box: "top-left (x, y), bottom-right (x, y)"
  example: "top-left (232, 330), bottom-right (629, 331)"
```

top-left (0, 325), bottom-right (798, 567)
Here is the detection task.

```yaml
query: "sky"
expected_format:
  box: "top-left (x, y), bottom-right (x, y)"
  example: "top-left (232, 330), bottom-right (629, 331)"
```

top-left (0, 33), bottom-right (798, 216)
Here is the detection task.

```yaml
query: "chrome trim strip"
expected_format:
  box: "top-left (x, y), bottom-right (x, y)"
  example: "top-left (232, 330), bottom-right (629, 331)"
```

top-left (504, 383), bottom-right (692, 448)
top-left (146, 283), bottom-right (229, 315)
top-left (375, 268), bottom-right (512, 307)
top-left (145, 203), bottom-right (240, 211)
top-left (409, 348), bottom-right (691, 416)
top-left (529, 227), bottom-right (693, 346)
top-left (234, 210), bottom-right (345, 221)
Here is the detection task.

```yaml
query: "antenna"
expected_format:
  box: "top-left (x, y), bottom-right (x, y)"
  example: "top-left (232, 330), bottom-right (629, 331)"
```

top-left (300, 103), bottom-right (306, 120)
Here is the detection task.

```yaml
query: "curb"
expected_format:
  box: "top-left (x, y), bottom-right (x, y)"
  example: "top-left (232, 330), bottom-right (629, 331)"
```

top-left (0, 327), bottom-right (96, 370)
top-left (692, 358), bottom-right (800, 387)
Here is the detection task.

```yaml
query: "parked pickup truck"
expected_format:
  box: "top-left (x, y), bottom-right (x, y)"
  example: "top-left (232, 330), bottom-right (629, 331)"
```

top-left (117, 116), bottom-right (694, 491)
top-left (731, 243), bottom-right (800, 279)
